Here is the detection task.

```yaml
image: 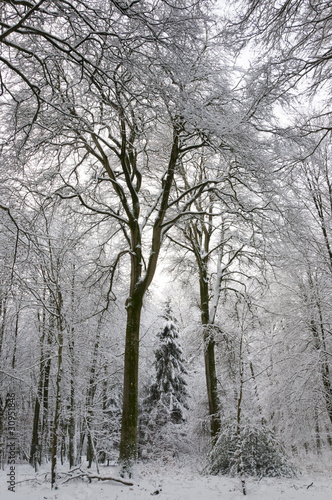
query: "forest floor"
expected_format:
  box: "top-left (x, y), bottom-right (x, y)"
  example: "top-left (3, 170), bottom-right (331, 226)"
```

top-left (0, 454), bottom-right (331, 499)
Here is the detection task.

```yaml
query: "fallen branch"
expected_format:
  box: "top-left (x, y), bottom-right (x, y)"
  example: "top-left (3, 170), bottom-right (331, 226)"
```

top-left (15, 478), bottom-right (43, 485)
top-left (15, 472), bottom-right (49, 485)
top-left (60, 467), bottom-right (134, 486)
top-left (85, 473), bottom-right (134, 486)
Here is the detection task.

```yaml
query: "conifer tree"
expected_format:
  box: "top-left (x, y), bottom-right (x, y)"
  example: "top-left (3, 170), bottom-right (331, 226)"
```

top-left (139, 302), bottom-right (189, 458)
top-left (145, 301), bottom-right (189, 425)
top-left (139, 300), bottom-right (189, 459)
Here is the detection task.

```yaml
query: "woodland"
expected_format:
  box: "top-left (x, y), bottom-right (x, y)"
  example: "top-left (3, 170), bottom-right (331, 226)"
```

top-left (0, 0), bottom-right (332, 496)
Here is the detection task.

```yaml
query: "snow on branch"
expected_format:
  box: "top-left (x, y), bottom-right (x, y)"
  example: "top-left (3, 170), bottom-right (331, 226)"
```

top-left (59, 467), bottom-right (134, 486)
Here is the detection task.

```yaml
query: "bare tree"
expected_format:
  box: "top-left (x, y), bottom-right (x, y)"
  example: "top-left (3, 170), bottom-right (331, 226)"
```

top-left (11, 0), bottom-right (249, 474)
top-left (230, 0), bottom-right (332, 145)
top-left (1, 0), bottom-right (276, 476)
top-left (165, 143), bottom-right (272, 440)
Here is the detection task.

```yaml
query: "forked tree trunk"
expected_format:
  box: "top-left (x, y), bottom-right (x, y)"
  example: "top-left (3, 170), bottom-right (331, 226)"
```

top-left (116, 130), bottom-right (179, 472)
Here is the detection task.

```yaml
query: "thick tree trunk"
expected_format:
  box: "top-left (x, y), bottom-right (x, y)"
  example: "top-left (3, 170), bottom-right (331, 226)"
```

top-left (117, 130), bottom-right (178, 472)
top-left (86, 426), bottom-right (94, 468)
top-left (203, 329), bottom-right (221, 437)
top-left (119, 291), bottom-right (143, 473)
top-left (309, 312), bottom-right (332, 426)
top-left (321, 361), bottom-right (332, 426)
top-left (200, 272), bottom-right (221, 438)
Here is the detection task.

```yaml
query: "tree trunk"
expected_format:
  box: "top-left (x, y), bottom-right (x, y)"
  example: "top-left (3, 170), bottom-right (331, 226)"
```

top-left (309, 312), bottom-right (332, 426)
top-left (41, 351), bottom-right (51, 460)
top-left (68, 268), bottom-right (76, 468)
top-left (51, 333), bottom-right (63, 488)
top-left (0, 295), bottom-right (8, 359)
top-left (30, 306), bottom-right (48, 469)
top-left (0, 396), bottom-right (9, 470)
top-left (77, 429), bottom-right (85, 466)
top-left (119, 291), bottom-right (143, 473)
top-left (200, 271), bottom-right (221, 438)
top-left (314, 407), bottom-right (321, 454)
top-left (11, 310), bottom-right (19, 369)
top-left (117, 129), bottom-right (178, 472)
top-left (30, 392), bottom-right (41, 469)
top-left (68, 328), bottom-right (76, 468)
top-left (85, 318), bottom-right (103, 468)
top-left (321, 361), bottom-right (332, 426)
top-left (236, 332), bottom-right (246, 496)
top-left (86, 431), bottom-right (94, 469)
top-left (40, 291), bottom-right (54, 463)
top-left (68, 378), bottom-right (75, 468)
top-left (51, 293), bottom-right (64, 489)
top-left (203, 328), bottom-right (221, 437)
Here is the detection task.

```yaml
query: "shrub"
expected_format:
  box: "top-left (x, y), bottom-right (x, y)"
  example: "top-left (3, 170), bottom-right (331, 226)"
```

top-left (207, 421), bottom-right (296, 478)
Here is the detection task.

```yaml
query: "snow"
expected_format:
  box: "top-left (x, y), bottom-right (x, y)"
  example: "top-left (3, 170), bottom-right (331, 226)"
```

top-left (1, 459), bottom-right (331, 500)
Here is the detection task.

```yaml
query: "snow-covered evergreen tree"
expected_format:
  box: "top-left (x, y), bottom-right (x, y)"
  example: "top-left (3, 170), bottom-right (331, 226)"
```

top-left (144, 301), bottom-right (189, 424)
top-left (139, 301), bottom-right (190, 459)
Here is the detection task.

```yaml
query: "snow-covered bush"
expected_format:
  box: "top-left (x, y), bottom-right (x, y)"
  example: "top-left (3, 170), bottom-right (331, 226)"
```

top-left (207, 421), bottom-right (296, 478)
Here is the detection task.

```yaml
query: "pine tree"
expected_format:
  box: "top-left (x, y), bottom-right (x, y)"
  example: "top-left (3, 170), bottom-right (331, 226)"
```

top-left (145, 301), bottom-right (189, 425)
top-left (139, 301), bottom-right (189, 459)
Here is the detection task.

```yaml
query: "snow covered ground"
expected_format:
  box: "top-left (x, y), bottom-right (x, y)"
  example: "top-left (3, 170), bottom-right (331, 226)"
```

top-left (1, 457), bottom-right (331, 500)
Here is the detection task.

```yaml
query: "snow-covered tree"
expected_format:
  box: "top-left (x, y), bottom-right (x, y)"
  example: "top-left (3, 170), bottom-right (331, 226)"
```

top-left (138, 301), bottom-right (190, 459)
top-left (144, 301), bottom-right (188, 425)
